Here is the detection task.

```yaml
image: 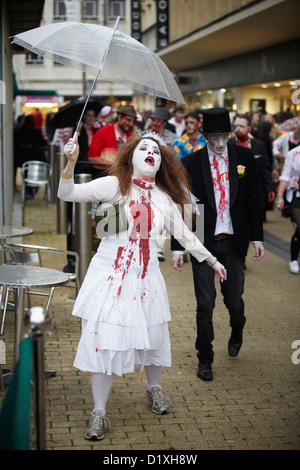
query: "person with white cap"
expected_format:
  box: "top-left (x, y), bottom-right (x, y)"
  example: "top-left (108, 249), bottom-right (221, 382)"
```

top-left (99, 106), bottom-right (115, 126)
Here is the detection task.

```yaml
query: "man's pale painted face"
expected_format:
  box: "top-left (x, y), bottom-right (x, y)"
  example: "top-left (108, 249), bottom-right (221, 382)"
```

top-left (206, 134), bottom-right (229, 155)
top-left (132, 139), bottom-right (161, 179)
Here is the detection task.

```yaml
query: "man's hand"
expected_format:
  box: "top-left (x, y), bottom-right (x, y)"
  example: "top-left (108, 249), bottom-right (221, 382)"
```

top-left (252, 242), bottom-right (264, 261)
top-left (172, 254), bottom-right (184, 271)
top-left (268, 191), bottom-right (275, 203)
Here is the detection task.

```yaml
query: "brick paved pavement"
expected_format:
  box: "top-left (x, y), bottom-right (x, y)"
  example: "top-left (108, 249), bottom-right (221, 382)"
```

top-left (1, 191), bottom-right (299, 451)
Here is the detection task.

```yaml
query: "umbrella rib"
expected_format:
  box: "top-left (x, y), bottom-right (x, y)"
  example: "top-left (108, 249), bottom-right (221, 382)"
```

top-left (146, 49), bottom-right (169, 98)
top-left (73, 17), bottom-right (120, 136)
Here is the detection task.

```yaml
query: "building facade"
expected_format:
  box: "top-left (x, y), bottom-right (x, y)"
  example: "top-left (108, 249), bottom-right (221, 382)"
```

top-left (154, 0), bottom-right (300, 115)
top-left (13, 0), bottom-right (137, 119)
top-left (13, 0), bottom-right (300, 118)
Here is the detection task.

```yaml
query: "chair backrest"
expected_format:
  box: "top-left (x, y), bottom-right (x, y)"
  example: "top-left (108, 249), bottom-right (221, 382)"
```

top-left (4, 245), bottom-right (42, 266)
top-left (22, 161), bottom-right (51, 182)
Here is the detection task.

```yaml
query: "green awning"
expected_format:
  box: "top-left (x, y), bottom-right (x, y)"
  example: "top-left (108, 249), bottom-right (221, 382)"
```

top-left (13, 72), bottom-right (57, 97)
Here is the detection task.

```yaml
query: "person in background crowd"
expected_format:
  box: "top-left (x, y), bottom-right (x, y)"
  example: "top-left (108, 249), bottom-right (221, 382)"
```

top-left (88, 105), bottom-right (136, 172)
top-left (14, 114), bottom-right (26, 129)
top-left (229, 114), bottom-right (275, 220)
top-left (13, 114), bottom-right (26, 185)
top-left (99, 106), bottom-right (115, 127)
top-left (75, 108), bottom-right (99, 162)
top-left (249, 111), bottom-right (261, 139)
top-left (168, 105), bottom-right (186, 137)
top-left (172, 108), bottom-right (264, 382)
top-left (258, 120), bottom-right (274, 170)
top-left (34, 108), bottom-right (43, 129)
top-left (133, 112), bottom-right (144, 135)
top-left (272, 128), bottom-right (300, 179)
top-left (14, 114), bottom-right (47, 197)
top-left (275, 144), bottom-right (300, 274)
top-left (45, 112), bottom-right (56, 139)
top-left (172, 111), bottom-right (206, 159)
top-left (140, 108), bottom-right (177, 147)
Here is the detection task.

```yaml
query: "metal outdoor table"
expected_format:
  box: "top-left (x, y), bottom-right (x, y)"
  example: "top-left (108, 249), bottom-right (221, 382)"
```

top-left (0, 225), bottom-right (33, 242)
top-left (0, 265), bottom-right (69, 385)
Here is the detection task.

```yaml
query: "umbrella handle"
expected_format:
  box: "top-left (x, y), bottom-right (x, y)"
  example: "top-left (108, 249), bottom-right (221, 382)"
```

top-left (69, 132), bottom-right (78, 155)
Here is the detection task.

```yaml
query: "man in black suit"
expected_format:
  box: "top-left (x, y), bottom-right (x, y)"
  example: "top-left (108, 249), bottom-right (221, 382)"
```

top-left (171, 108), bottom-right (264, 381)
top-left (228, 114), bottom-right (275, 218)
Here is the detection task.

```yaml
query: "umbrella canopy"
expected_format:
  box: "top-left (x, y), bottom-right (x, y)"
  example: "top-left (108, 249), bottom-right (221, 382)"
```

top-left (51, 98), bottom-right (102, 129)
top-left (11, 21), bottom-right (186, 105)
top-left (279, 116), bottom-right (300, 132)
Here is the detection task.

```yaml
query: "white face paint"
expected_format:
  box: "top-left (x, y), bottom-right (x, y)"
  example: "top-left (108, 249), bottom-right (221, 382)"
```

top-left (206, 134), bottom-right (229, 155)
top-left (132, 138), bottom-right (162, 179)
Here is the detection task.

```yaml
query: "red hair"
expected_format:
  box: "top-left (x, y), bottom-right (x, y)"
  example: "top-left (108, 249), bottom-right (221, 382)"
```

top-left (109, 135), bottom-right (191, 213)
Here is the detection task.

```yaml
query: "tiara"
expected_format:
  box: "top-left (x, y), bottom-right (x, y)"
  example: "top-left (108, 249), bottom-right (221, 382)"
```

top-left (141, 131), bottom-right (167, 146)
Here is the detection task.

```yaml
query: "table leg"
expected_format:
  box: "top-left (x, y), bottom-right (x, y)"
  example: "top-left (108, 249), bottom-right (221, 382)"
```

top-left (13, 287), bottom-right (25, 367)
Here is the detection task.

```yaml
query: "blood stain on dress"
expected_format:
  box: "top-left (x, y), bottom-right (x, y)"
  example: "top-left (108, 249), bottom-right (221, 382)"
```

top-left (110, 192), bottom-right (155, 297)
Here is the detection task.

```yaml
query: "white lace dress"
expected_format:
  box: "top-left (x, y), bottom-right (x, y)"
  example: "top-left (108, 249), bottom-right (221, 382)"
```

top-left (58, 175), bottom-right (211, 376)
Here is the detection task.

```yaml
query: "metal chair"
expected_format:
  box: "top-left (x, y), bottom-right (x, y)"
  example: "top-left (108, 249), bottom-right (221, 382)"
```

top-left (21, 161), bottom-right (52, 205)
top-left (0, 243), bottom-right (79, 335)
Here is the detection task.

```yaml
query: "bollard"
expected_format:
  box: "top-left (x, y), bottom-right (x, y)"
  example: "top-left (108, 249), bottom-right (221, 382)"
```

top-left (48, 142), bottom-right (57, 205)
top-left (25, 306), bottom-right (52, 451)
top-left (56, 152), bottom-right (67, 234)
top-left (74, 174), bottom-right (92, 285)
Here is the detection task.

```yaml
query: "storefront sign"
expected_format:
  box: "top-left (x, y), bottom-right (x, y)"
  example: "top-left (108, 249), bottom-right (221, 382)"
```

top-left (21, 95), bottom-right (59, 103)
top-left (131, 1), bottom-right (141, 42)
top-left (157, 0), bottom-right (169, 48)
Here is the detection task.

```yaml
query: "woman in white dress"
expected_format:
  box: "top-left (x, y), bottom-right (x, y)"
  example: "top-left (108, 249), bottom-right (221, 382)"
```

top-left (58, 133), bottom-right (227, 440)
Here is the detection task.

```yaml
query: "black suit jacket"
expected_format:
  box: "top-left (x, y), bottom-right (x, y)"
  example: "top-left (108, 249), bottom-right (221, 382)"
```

top-left (228, 137), bottom-right (274, 208)
top-left (171, 142), bottom-right (264, 261)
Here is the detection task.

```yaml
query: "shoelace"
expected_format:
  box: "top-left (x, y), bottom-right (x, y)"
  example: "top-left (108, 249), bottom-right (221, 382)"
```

top-left (90, 412), bottom-right (111, 431)
top-left (151, 388), bottom-right (170, 408)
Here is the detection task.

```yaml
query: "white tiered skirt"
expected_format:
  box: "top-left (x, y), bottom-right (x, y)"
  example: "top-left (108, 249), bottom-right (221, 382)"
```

top-left (72, 237), bottom-right (171, 376)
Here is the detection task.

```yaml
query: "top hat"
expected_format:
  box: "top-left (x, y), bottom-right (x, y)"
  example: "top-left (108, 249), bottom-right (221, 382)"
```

top-left (117, 105), bottom-right (137, 118)
top-left (199, 107), bottom-right (236, 134)
top-left (150, 108), bottom-right (168, 121)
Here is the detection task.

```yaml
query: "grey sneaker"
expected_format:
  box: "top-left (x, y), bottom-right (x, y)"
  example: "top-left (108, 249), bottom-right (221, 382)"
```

top-left (84, 410), bottom-right (110, 440)
top-left (146, 386), bottom-right (170, 414)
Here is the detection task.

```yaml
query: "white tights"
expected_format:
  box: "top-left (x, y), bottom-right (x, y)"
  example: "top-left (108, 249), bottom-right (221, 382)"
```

top-left (91, 365), bottom-right (162, 414)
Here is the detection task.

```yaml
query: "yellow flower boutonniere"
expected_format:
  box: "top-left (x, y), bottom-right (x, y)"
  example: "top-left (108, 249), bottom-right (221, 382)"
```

top-left (237, 165), bottom-right (246, 178)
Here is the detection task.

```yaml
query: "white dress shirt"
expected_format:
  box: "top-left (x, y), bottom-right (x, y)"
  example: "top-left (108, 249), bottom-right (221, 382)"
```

top-left (207, 146), bottom-right (234, 236)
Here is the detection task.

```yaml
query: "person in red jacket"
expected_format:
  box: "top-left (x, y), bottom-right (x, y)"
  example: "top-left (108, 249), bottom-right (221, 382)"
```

top-left (88, 105), bottom-right (136, 169)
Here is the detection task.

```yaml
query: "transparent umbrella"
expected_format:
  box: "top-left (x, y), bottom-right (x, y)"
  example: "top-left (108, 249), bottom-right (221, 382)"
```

top-left (12, 18), bottom-right (186, 141)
